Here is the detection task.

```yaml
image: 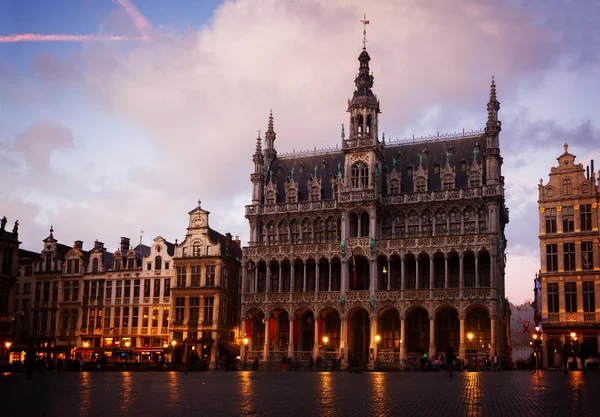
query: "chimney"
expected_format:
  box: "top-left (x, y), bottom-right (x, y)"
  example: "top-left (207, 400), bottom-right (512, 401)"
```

top-left (94, 240), bottom-right (105, 251)
top-left (234, 235), bottom-right (241, 248)
top-left (74, 240), bottom-right (83, 250)
top-left (587, 166), bottom-right (590, 180)
top-left (592, 160), bottom-right (595, 183)
top-left (225, 233), bottom-right (232, 255)
top-left (120, 237), bottom-right (130, 253)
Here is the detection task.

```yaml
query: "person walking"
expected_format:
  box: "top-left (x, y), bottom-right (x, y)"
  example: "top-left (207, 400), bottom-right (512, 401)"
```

top-left (445, 347), bottom-right (455, 377)
top-left (561, 343), bottom-right (570, 374)
top-left (578, 342), bottom-right (587, 375)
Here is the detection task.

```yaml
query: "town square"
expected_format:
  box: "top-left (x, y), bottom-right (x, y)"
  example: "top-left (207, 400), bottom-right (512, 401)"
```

top-left (1, 0), bottom-right (599, 416)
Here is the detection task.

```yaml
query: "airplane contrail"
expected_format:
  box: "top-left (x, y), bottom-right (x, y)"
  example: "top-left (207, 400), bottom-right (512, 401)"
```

top-left (0, 0), bottom-right (151, 43)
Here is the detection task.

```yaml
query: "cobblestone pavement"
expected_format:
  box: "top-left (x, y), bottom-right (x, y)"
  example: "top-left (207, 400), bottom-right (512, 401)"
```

top-left (1, 370), bottom-right (598, 417)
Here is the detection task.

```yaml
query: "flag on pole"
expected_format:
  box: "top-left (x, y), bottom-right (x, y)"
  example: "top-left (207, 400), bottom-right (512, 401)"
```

top-left (352, 254), bottom-right (357, 289)
top-left (362, 19), bottom-right (369, 24)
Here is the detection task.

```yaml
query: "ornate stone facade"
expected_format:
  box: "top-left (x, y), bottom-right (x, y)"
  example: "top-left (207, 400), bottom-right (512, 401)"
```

top-left (0, 216), bottom-right (19, 360)
top-left (242, 45), bottom-right (510, 369)
top-left (535, 144), bottom-right (600, 367)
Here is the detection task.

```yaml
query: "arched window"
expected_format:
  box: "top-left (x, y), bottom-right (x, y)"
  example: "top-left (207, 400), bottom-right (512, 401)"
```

top-left (464, 207), bottom-right (476, 233)
top-left (278, 220), bottom-right (289, 244)
top-left (266, 191), bottom-right (275, 205)
top-left (155, 255), bottom-right (162, 270)
top-left (92, 258), bottom-right (99, 273)
top-left (389, 179), bottom-right (399, 194)
top-left (313, 218), bottom-right (325, 242)
top-left (287, 188), bottom-right (297, 203)
top-left (301, 219), bottom-right (312, 243)
top-left (366, 114), bottom-right (372, 134)
top-left (562, 179), bottom-right (572, 196)
top-left (415, 177), bottom-right (426, 192)
top-left (325, 217), bottom-right (338, 241)
top-left (546, 188), bottom-right (553, 198)
top-left (267, 222), bottom-right (276, 245)
top-left (443, 175), bottom-right (454, 190)
top-left (582, 184), bottom-right (589, 194)
top-left (469, 171), bottom-right (481, 188)
top-left (435, 209), bottom-right (447, 236)
top-left (351, 162), bottom-right (369, 189)
top-left (421, 210), bottom-right (432, 237)
top-left (394, 213), bottom-right (406, 238)
top-left (477, 206), bottom-right (488, 233)
top-left (449, 208), bottom-right (461, 234)
top-left (357, 114), bottom-right (364, 136)
top-left (407, 211), bottom-right (418, 237)
top-left (290, 220), bottom-right (301, 244)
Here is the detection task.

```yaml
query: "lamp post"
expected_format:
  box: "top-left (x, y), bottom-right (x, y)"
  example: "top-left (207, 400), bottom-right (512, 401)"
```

top-left (4, 341), bottom-right (12, 363)
top-left (467, 333), bottom-right (474, 371)
top-left (374, 334), bottom-right (381, 372)
top-left (243, 337), bottom-right (249, 371)
top-left (569, 332), bottom-right (578, 370)
top-left (322, 336), bottom-right (329, 371)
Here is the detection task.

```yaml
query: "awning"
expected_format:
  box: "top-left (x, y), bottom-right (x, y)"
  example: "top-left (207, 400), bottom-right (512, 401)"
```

top-left (133, 348), bottom-right (167, 353)
top-left (219, 343), bottom-right (240, 356)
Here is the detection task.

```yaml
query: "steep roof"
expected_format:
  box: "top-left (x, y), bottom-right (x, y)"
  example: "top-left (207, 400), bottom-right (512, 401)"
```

top-left (18, 248), bottom-right (40, 259)
top-left (265, 132), bottom-right (486, 202)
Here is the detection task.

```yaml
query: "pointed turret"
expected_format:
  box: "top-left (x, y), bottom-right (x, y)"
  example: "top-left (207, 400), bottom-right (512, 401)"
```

top-left (347, 47), bottom-right (380, 141)
top-left (264, 110), bottom-right (277, 163)
top-left (486, 76), bottom-right (501, 133)
top-left (484, 77), bottom-right (502, 185)
top-left (250, 130), bottom-right (265, 205)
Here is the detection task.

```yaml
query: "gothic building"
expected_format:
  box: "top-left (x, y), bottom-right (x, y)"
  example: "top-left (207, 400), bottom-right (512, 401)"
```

top-left (242, 44), bottom-right (510, 369)
top-left (535, 145), bottom-right (599, 367)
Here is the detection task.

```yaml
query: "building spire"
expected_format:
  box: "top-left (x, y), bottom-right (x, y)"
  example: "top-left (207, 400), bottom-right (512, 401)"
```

top-left (360, 14), bottom-right (370, 50)
top-left (486, 76), bottom-right (500, 128)
top-left (264, 110), bottom-right (277, 162)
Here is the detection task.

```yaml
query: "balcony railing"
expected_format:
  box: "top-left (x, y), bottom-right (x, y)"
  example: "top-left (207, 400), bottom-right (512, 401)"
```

top-left (548, 313), bottom-right (559, 322)
top-left (584, 312), bottom-right (595, 323)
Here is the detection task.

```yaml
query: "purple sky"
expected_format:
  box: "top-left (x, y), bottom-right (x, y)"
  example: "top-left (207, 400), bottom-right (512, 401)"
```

top-left (1, 0), bottom-right (599, 304)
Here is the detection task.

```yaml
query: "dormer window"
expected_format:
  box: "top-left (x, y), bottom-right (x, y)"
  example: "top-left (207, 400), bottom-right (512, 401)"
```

top-left (155, 255), bottom-right (162, 270)
top-left (156, 245), bottom-right (161, 253)
top-left (192, 244), bottom-right (201, 257)
top-left (299, 162), bottom-right (305, 173)
top-left (460, 159), bottom-right (468, 172)
top-left (389, 179), bottom-right (399, 195)
top-left (415, 177), bottom-right (426, 192)
top-left (114, 259), bottom-right (122, 270)
top-left (433, 164), bottom-right (440, 174)
top-left (582, 184), bottom-right (588, 194)
top-left (547, 188), bottom-right (553, 198)
top-left (407, 166), bottom-right (413, 177)
top-left (92, 258), bottom-right (99, 273)
top-left (443, 175), bottom-right (455, 190)
top-left (127, 258), bottom-right (135, 270)
top-left (265, 191), bottom-right (275, 205)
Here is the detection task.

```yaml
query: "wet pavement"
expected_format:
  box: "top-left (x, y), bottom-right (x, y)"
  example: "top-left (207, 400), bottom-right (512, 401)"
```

top-left (1, 370), bottom-right (598, 417)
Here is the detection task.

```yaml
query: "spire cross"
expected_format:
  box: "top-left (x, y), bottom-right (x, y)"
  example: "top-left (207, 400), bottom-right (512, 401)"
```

top-left (360, 14), bottom-right (369, 50)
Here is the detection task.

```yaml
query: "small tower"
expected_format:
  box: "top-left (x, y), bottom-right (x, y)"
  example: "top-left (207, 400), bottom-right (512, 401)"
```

top-left (264, 110), bottom-right (277, 166)
top-left (251, 131), bottom-right (265, 205)
top-left (484, 77), bottom-right (502, 185)
top-left (347, 48), bottom-right (380, 140)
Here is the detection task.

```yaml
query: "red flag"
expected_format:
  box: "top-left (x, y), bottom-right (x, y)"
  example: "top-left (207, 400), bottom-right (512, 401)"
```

top-left (363, 20), bottom-right (370, 24)
top-left (352, 254), bottom-right (357, 289)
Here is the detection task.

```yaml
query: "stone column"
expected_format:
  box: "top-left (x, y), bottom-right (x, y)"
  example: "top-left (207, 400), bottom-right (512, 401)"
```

top-left (315, 261), bottom-right (320, 293)
top-left (444, 254), bottom-right (449, 288)
top-left (313, 318), bottom-right (320, 359)
top-left (241, 265), bottom-right (247, 295)
top-left (254, 267), bottom-right (258, 293)
top-left (303, 262), bottom-right (307, 292)
top-left (266, 263), bottom-right (271, 293)
top-left (341, 316), bottom-right (348, 367)
top-left (370, 315), bottom-right (377, 369)
top-left (576, 281), bottom-right (584, 322)
top-left (490, 255), bottom-right (496, 288)
top-left (401, 258), bottom-right (406, 291)
top-left (490, 316), bottom-right (497, 356)
top-left (459, 316), bottom-right (465, 359)
top-left (278, 264), bottom-right (282, 293)
top-left (429, 317), bottom-right (435, 358)
top-left (240, 319), bottom-right (247, 361)
top-left (288, 318), bottom-right (294, 357)
top-left (559, 282), bottom-right (565, 322)
top-left (370, 255), bottom-right (377, 292)
top-left (400, 317), bottom-right (406, 361)
top-left (341, 260), bottom-right (347, 294)
top-left (263, 317), bottom-right (270, 361)
top-left (415, 257), bottom-right (420, 290)
top-left (328, 260), bottom-right (332, 292)
top-left (290, 263), bottom-right (295, 293)
top-left (429, 258), bottom-right (434, 290)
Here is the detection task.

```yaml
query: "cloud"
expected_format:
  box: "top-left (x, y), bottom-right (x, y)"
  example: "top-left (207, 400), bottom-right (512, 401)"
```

top-left (14, 121), bottom-right (75, 171)
top-left (4, 0), bottom-right (600, 305)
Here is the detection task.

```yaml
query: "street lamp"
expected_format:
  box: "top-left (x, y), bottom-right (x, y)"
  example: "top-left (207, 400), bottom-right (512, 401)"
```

top-left (243, 337), bottom-right (249, 371)
top-left (125, 341), bottom-right (131, 348)
top-left (374, 334), bottom-right (381, 371)
top-left (467, 333), bottom-right (474, 370)
top-left (322, 336), bottom-right (329, 370)
top-left (4, 341), bottom-right (11, 363)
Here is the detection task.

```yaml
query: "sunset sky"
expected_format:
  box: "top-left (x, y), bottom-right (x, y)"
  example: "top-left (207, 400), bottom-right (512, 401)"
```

top-left (1, 0), bottom-right (599, 304)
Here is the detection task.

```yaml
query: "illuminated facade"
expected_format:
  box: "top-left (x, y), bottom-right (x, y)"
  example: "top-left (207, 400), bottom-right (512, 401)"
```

top-left (242, 44), bottom-right (510, 369)
top-left (536, 144), bottom-right (600, 366)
